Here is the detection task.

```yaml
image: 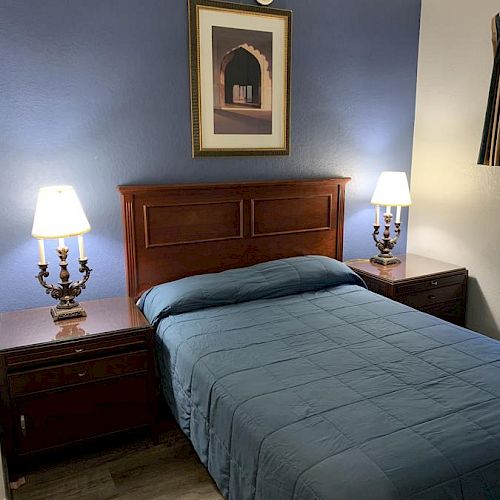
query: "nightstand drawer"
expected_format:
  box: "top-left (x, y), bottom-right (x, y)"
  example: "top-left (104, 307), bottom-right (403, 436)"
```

top-left (399, 284), bottom-right (464, 309)
top-left (396, 273), bottom-right (465, 295)
top-left (5, 333), bottom-right (146, 369)
top-left (421, 299), bottom-right (465, 325)
top-left (347, 255), bottom-right (468, 328)
top-left (9, 350), bottom-right (147, 396)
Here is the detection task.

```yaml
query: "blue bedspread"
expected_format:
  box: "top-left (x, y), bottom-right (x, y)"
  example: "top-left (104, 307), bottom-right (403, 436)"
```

top-left (141, 257), bottom-right (500, 500)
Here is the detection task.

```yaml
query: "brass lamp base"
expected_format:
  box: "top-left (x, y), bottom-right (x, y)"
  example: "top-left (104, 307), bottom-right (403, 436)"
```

top-left (371, 212), bottom-right (402, 267)
top-left (370, 254), bottom-right (401, 266)
top-left (50, 304), bottom-right (87, 321)
top-left (37, 245), bottom-right (92, 323)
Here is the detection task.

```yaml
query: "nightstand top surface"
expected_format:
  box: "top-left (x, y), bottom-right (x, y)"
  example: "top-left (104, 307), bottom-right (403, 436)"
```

top-left (346, 253), bottom-right (466, 283)
top-left (0, 297), bottom-right (150, 351)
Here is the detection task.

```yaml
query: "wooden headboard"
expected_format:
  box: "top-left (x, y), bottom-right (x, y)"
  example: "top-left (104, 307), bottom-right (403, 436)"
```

top-left (118, 178), bottom-right (350, 299)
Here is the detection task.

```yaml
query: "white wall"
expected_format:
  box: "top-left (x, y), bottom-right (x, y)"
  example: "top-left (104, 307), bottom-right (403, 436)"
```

top-left (0, 451), bottom-right (6, 500)
top-left (409, 0), bottom-right (500, 338)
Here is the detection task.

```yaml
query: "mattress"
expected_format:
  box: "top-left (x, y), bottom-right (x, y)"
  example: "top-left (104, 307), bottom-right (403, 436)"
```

top-left (140, 256), bottom-right (500, 500)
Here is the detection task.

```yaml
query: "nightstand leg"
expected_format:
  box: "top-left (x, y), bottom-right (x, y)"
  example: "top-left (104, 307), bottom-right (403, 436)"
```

top-left (9, 476), bottom-right (26, 490)
top-left (7, 455), bottom-right (26, 491)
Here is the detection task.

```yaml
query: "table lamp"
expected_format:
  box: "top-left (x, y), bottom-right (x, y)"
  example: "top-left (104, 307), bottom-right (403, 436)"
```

top-left (32, 186), bottom-right (92, 321)
top-left (370, 171), bottom-right (412, 265)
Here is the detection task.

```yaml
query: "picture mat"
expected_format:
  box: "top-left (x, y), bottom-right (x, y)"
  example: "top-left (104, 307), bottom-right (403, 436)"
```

top-left (198, 7), bottom-right (287, 150)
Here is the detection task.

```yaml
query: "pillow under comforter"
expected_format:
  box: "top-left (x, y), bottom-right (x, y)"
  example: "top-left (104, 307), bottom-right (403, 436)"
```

top-left (139, 255), bottom-right (366, 325)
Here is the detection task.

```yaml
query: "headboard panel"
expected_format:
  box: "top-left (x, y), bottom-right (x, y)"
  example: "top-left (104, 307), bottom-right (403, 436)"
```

top-left (118, 178), bottom-right (350, 299)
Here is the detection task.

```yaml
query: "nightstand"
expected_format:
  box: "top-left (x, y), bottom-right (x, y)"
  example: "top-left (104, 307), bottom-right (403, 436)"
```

top-left (346, 254), bottom-right (468, 326)
top-left (0, 297), bottom-right (157, 481)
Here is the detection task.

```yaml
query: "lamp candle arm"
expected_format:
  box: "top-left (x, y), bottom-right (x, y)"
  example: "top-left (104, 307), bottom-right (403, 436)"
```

top-left (36, 265), bottom-right (61, 300)
top-left (70, 259), bottom-right (92, 295)
top-left (372, 224), bottom-right (380, 245)
top-left (390, 221), bottom-right (401, 246)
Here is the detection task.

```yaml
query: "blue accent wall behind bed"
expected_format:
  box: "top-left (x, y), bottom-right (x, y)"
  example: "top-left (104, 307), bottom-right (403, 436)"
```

top-left (0, 0), bottom-right (421, 312)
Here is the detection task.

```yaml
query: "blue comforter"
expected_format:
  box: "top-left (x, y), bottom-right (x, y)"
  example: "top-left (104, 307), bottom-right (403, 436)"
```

top-left (140, 256), bottom-right (500, 500)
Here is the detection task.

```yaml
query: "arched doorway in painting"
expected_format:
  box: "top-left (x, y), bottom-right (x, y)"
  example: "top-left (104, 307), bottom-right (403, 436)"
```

top-left (221, 47), bottom-right (261, 108)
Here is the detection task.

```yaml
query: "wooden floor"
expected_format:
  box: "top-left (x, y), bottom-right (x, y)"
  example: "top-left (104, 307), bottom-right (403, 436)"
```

top-left (12, 421), bottom-right (223, 500)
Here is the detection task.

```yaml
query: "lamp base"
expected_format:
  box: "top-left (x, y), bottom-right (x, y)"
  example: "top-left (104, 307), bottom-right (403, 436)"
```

top-left (36, 247), bottom-right (92, 323)
top-left (371, 215), bottom-right (403, 267)
top-left (370, 255), bottom-right (401, 266)
top-left (50, 304), bottom-right (87, 321)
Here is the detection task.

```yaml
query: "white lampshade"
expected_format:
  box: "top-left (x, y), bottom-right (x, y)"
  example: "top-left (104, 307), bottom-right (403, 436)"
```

top-left (370, 171), bottom-right (412, 206)
top-left (32, 186), bottom-right (91, 239)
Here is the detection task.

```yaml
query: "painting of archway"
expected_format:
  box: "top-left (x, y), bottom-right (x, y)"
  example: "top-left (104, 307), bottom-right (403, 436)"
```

top-left (212, 27), bottom-right (272, 134)
top-left (189, 0), bottom-right (291, 156)
top-left (222, 48), bottom-right (261, 107)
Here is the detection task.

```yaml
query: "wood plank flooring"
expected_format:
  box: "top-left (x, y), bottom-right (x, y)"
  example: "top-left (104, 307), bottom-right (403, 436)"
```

top-left (12, 421), bottom-right (223, 500)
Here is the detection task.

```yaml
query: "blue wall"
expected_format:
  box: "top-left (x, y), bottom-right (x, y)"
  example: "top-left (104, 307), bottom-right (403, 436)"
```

top-left (0, 0), bottom-right (421, 312)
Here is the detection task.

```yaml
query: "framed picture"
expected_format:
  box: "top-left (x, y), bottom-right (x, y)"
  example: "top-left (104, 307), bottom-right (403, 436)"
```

top-left (188, 0), bottom-right (292, 157)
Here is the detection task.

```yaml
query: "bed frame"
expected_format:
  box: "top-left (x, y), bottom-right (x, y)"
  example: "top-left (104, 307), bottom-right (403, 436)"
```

top-left (118, 178), bottom-right (350, 299)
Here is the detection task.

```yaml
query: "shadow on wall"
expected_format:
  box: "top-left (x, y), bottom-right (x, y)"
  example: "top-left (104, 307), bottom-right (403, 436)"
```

top-left (466, 277), bottom-right (499, 340)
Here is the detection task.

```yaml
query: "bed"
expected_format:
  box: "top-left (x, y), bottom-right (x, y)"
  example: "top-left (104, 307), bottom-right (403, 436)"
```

top-left (119, 179), bottom-right (500, 500)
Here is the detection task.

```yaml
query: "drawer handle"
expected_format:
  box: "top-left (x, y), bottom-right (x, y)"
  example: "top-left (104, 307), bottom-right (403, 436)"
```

top-left (75, 348), bottom-right (84, 353)
top-left (428, 294), bottom-right (437, 301)
top-left (20, 415), bottom-right (26, 437)
top-left (431, 280), bottom-right (439, 286)
top-left (77, 370), bottom-right (87, 378)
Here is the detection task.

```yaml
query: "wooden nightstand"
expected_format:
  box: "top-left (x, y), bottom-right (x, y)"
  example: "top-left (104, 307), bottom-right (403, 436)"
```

top-left (0, 297), bottom-right (157, 481)
top-left (346, 254), bottom-right (468, 326)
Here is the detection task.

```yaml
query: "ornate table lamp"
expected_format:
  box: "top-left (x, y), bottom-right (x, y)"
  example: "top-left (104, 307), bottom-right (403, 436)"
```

top-left (370, 172), bottom-right (412, 265)
top-left (32, 186), bottom-right (92, 321)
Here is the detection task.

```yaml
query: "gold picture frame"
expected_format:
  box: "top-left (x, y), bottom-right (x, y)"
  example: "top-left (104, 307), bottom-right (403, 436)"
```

top-left (188, 0), bottom-right (292, 157)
